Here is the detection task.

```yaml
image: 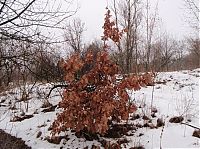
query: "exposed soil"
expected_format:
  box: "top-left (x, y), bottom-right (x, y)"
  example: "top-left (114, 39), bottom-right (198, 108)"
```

top-left (169, 116), bottom-right (184, 123)
top-left (10, 114), bottom-right (34, 122)
top-left (74, 123), bottom-right (136, 148)
top-left (46, 135), bottom-right (69, 144)
top-left (192, 130), bottom-right (200, 138)
top-left (104, 123), bottom-right (136, 138)
top-left (0, 129), bottom-right (31, 149)
top-left (41, 105), bottom-right (57, 113)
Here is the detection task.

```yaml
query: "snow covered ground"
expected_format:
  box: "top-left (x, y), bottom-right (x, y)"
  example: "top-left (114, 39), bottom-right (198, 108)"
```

top-left (127, 69), bottom-right (200, 148)
top-left (0, 69), bottom-right (199, 148)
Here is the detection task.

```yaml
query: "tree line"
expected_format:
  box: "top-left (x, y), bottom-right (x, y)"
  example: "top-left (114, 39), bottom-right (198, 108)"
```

top-left (0, 0), bottom-right (199, 90)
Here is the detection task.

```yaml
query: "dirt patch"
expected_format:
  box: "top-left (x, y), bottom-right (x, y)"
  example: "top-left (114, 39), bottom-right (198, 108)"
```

top-left (46, 135), bottom-right (69, 144)
top-left (169, 116), bottom-right (184, 123)
top-left (192, 130), bottom-right (200, 138)
top-left (155, 80), bottom-right (167, 85)
top-left (0, 129), bottom-right (31, 149)
top-left (10, 114), bottom-right (34, 122)
top-left (41, 105), bottom-right (57, 113)
top-left (104, 123), bottom-right (136, 138)
top-left (75, 128), bottom-right (99, 141)
top-left (156, 118), bottom-right (165, 127)
top-left (73, 123), bottom-right (136, 148)
top-left (74, 123), bottom-right (133, 141)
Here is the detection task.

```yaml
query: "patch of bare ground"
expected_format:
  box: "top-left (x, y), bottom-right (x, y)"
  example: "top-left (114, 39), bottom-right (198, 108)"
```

top-left (0, 129), bottom-right (31, 149)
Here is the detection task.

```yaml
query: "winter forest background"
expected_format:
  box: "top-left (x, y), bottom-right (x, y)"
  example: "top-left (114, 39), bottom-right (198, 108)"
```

top-left (0, 0), bottom-right (199, 149)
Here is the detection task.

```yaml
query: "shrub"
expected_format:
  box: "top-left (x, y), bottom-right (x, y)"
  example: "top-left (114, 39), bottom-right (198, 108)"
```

top-left (51, 8), bottom-right (152, 136)
top-left (51, 50), bottom-right (152, 135)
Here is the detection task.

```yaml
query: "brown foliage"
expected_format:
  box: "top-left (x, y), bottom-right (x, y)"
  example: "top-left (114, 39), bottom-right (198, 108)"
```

top-left (51, 50), bottom-right (152, 135)
top-left (51, 8), bottom-right (152, 136)
top-left (101, 8), bottom-right (127, 45)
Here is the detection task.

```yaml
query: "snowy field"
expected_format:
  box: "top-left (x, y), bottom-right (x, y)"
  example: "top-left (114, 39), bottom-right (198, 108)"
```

top-left (0, 69), bottom-right (199, 149)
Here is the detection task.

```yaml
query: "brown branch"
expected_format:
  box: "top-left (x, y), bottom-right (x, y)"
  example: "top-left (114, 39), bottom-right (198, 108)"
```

top-left (0, 0), bottom-right (7, 14)
top-left (181, 122), bottom-right (200, 130)
top-left (46, 84), bottom-right (68, 98)
top-left (0, 0), bottom-right (36, 26)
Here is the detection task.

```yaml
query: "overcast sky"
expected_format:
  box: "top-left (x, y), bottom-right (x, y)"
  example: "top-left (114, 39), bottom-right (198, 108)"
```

top-left (72, 0), bottom-right (193, 43)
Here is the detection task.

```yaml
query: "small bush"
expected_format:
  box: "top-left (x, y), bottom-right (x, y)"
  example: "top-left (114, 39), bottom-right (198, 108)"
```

top-left (51, 50), bottom-right (152, 135)
top-left (52, 8), bottom-right (152, 136)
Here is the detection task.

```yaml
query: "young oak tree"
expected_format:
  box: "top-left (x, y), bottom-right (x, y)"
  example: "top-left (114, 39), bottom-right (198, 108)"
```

top-left (51, 8), bottom-right (152, 136)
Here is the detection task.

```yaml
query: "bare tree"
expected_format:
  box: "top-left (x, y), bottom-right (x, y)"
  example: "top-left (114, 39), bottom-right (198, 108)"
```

top-left (184, 0), bottom-right (199, 31)
top-left (184, 0), bottom-right (199, 68)
top-left (151, 34), bottom-right (177, 71)
top-left (0, 0), bottom-right (76, 89)
top-left (111, 0), bottom-right (143, 74)
top-left (110, 0), bottom-right (160, 73)
top-left (144, 0), bottom-right (158, 71)
top-left (0, 0), bottom-right (77, 42)
top-left (110, 0), bottom-right (125, 73)
top-left (64, 18), bottom-right (85, 53)
top-left (0, 38), bottom-right (62, 89)
top-left (188, 38), bottom-right (200, 58)
top-left (173, 40), bottom-right (187, 70)
top-left (187, 38), bottom-right (200, 68)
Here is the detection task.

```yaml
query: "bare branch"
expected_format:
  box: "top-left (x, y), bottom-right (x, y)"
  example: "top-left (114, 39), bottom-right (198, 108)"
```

top-left (0, 0), bottom-right (36, 26)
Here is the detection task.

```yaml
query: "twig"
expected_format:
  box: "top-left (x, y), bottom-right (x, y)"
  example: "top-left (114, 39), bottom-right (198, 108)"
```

top-left (150, 83), bottom-right (155, 113)
top-left (181, 122), bottom-right (200, 130)
top-left (160, 120), bottom-right (165, 149)
top-left (46, 84), bottom-right (68, 98)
